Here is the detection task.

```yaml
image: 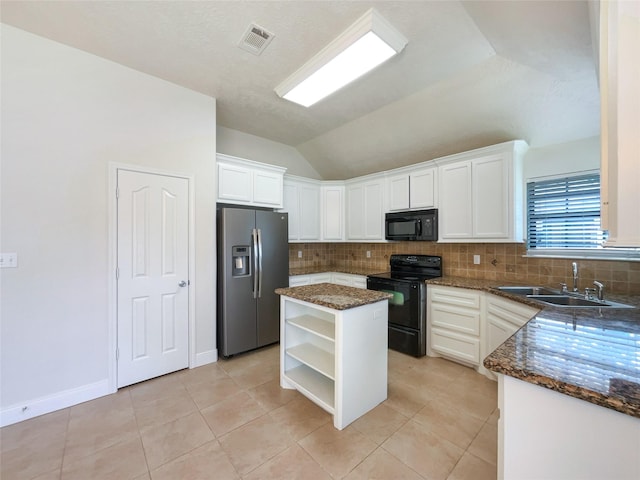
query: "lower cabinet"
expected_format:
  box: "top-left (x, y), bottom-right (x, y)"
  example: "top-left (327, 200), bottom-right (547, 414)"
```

top-left (427, 285), bottom-right (539, 379)
top-left (289, 272), bottom-right (366, 288)
top-left (428, 286), bottom-right (482, 365)
top-left (280, 296), bottom-right (388, 429)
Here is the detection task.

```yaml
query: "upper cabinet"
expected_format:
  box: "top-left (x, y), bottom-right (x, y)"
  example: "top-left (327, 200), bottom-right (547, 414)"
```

top-left (282, 176), bottom-right (321, 242)
top-left (321, 183), bottom-right (345, 241)
top-left (217, 153), bottom-right (286, 208)
top-left (346, 175), bottom-right (385, 241)
top-left (438, 141), bottom-right (528, 242)
top-left (599, 0), bottom-right (640, 247)
top-left (386, 166), bottom-right (437, 211)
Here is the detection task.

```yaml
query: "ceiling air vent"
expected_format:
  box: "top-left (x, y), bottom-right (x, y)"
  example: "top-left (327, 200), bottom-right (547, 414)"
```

top-left (238, 23), bottom-right (274, 56)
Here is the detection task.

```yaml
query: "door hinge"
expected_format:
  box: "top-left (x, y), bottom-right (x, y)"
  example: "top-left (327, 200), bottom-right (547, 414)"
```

top-left (116, 267), bottom-right (119, 280)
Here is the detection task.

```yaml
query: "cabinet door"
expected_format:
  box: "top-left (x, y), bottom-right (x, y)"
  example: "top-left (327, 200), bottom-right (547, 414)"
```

top-left (299, 184), bottom-right (321, 240)
top-left (347, 184), bottom-right (365, 239)
top-left (283, 182), bottom-right (300, 241)
top-left (364, 181), bottom-right (384, 239)
top-left (486, 316), bottom-right (518, 355)
top-left (439, 161), bottom-right (472, 239)
top-left (322, 186), bottom-right (344, 241)
top-left (218, 162), bottom-right (252, 203)
top-left (387, 174), bottom-right (410, 211)
top-left (253, 169), bottom-right (283, 207)
top-left (472, 154), bottom-right (509, 238)
top-left (410, 167), bottom-right (437, 209)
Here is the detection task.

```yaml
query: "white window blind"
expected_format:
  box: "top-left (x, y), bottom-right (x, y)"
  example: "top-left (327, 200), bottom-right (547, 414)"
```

top-left (527, 173), bottom-right (606, 249)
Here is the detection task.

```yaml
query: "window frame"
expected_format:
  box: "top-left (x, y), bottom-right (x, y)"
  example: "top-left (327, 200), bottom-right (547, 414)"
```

top-left (524, 171), bottom-right (640, 261)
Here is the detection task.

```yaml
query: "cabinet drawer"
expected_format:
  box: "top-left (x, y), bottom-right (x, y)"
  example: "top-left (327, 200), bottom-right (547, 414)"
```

top-left (430, 286), bottom-right (481, 308)
top-left (430, 304), bottom-right (480, 335)
top-left (431, 328), bottom-right (480, 365)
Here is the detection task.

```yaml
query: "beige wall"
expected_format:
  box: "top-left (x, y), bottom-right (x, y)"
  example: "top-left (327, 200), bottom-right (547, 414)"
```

top-left (1, 25), bottom-right (217, 419)
top-left (289, 243), bottom-right (640, 295)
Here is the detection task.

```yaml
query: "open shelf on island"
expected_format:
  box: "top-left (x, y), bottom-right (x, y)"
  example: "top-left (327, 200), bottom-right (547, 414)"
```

top-left (286, 343), bottom-right (334, 380)
top-left (287, 314), bottom-right (335, 342)
top-left (284, 365), bottom-right (335, 412)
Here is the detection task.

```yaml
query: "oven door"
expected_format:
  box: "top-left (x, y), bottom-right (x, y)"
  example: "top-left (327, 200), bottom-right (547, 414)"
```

top-left (366, 277), bottom-right (422, 329)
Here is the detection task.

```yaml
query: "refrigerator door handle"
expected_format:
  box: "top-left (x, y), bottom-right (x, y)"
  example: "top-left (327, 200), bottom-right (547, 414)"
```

top-left (257, 228), bottom-right (263, 298)
top-left (252, 228), bottom-right (258, 299)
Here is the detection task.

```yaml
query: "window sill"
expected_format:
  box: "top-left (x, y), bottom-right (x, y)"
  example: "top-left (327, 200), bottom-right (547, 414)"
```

top-left (525, 248), bottom-right (640, 262)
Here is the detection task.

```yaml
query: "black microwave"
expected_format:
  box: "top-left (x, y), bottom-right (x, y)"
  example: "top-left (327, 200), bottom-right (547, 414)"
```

top-left (385, 209), bottom-right (438, 241)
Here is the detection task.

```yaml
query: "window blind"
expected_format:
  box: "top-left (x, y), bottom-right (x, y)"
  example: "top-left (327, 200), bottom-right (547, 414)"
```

top-left (527, 173), bottom-right (606, 249)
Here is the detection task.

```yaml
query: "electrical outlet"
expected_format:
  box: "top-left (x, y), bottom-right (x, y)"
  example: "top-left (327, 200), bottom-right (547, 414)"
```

top-left (0, 253), bottom-right (18, 268)
top-left (473, 254), bottom-right (480, 265)
top-left (297, 250), bottom-right (302, 258)
top-left (366, 251), bottom-right (371, 258)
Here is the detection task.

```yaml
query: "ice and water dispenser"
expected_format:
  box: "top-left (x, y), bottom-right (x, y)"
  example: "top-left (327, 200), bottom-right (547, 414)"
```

top-left (231, 245), bottom-right (250, 277)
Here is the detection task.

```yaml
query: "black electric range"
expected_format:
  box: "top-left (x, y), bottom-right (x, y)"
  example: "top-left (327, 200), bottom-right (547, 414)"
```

top-left (366, 254), bottom-right (442, 356)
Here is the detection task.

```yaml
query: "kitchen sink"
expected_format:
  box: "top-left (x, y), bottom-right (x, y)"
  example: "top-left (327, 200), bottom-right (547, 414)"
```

top-left (527, 295), bottom-right (634, 309)
top-left (497, 286), bottom-right (560, 296)
top-left (496, 286), bottom-right (635, 309)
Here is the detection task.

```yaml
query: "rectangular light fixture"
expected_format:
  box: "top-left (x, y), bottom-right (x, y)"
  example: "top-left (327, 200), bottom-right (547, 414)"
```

top-left (274, 8), bottom-right (408, 107)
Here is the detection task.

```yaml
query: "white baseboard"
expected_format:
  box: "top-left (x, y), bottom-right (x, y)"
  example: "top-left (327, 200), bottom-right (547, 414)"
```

top-left (193, 348), bottom-right (218, 367)
top-left (0, 379), bottom-right (112, 427)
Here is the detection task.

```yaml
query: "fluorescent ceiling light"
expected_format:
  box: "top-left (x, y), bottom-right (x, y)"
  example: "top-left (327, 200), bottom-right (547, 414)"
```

top-left (275, 8), bottom-right (408, 107)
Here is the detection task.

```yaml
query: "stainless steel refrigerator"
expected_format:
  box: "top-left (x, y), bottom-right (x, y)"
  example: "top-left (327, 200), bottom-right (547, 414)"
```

top-left (217, 207), bottom-right (289, 357)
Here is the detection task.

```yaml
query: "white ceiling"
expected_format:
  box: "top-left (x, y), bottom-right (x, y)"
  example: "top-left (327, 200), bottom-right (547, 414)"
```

top-left (1, 1), bottom-right (600, 179)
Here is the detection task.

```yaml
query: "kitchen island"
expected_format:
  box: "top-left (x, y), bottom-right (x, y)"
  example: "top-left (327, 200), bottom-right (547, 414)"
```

top-left (275, 283), bottom-right (391, 430)
top-left (428, 276), bottom-right (640, 480)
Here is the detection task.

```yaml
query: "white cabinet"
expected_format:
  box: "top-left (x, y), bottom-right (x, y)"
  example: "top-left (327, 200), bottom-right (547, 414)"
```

top-left (321, 183), bottom-right (345, 241)
top-left (499, 374), bottom-right (640, 480)
top-left (280, 295), bottom-right (388, 429)
top-left (217, 154), bottom-right (286, 208)
top-left (428, 285), bottom-right (539, 379)
top-left (483, 295), bottom-right (538, 379)
top-left (387, 166), bottom-right (437, 211)
top-left (428, 285), bottom-right (482, 365)
top-left (282, 176), bottom-right (321, 242)
top-left (346, 176), bottom-right (385, 241)
top-left (437, 141), bottom-right (527, 242)
top-left (289, 273), bottom-right (332, 287)
top-left (289, 272), bottom-right (366, 289)
top-left (599, 0), bottom-right (640, 247)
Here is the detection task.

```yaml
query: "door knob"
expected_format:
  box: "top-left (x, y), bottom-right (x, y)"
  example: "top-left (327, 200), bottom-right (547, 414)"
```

top-left (178, 280), bottom-right (187, 288)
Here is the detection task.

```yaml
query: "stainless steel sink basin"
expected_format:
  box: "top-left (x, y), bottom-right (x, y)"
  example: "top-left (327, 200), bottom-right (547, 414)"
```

top-left (528, 295), bottom-right (634, 309)
top-left (496, 286), bottom-right (635, 309)
top-left (497, 286), bottom-right (559, 296)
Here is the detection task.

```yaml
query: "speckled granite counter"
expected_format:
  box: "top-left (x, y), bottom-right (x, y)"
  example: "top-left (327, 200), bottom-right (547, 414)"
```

top-left (428, 276), bottom-right (640, 419)
top-left (275, 283), bottom-right (391, 310)
top-left (289, 267), bottom-right (386, 277)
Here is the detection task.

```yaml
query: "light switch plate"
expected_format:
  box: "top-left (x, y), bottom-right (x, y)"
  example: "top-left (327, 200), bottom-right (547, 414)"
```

top-left (473, 254), bottom-right (480, 265)
top-left (0, 253), bottom-right (18, 268)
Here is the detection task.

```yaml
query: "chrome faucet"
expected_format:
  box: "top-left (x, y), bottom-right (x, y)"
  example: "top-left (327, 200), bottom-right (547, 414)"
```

top-left (571, 262), bottom-right (579, 292)
top-left (593, 281), bottom-right (605, 301)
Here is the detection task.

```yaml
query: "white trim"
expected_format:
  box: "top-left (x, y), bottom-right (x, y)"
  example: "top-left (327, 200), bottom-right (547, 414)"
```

top-left (0, 380), bottom-right (110, 427)
top-left (108, 162), bottom-right (196, 392)
top-left (193, 349), bottom-right (218, 367)
top-left (525, 168), bottom-right (600, 184)
top-left (524, 248), bottom-right (640, 262)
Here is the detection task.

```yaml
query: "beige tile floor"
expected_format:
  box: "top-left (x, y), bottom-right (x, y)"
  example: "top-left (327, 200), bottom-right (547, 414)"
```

top-left (0, 345), bottom-right (498, 480)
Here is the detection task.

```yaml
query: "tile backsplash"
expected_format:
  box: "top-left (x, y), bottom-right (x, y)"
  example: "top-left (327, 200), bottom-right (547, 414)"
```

top-left (288, 242), bottom-right (640, 295)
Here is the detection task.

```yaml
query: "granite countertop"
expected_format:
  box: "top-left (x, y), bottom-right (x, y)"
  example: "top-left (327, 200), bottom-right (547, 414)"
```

top-left (289, 267), bottom-right (387, 277)
top-left (428, 276), bottom-right (640, 419)
top-left (275, 283), bottom-right (392, 310)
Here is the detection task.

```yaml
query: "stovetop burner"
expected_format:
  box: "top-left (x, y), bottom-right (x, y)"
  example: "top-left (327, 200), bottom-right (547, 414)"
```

top-left (367, 254), bottom-right (442, 283)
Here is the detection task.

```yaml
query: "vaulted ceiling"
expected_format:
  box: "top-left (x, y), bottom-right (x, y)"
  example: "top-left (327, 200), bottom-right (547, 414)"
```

top-left (1, 1), bottom-right (600, 179)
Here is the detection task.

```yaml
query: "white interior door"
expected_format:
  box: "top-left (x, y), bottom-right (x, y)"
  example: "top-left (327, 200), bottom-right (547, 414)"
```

top-left (117, 169), bottom-right (189, 388)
